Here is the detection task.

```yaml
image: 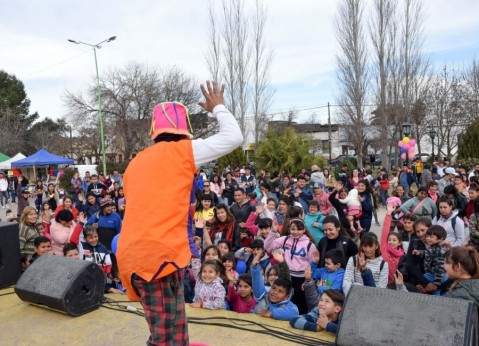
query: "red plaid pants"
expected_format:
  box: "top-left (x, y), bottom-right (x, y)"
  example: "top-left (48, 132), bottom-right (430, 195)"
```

top-left (132, 270), bottom-right (188, 346)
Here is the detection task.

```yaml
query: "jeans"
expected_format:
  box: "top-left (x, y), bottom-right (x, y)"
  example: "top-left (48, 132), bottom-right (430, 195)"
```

top-left (380, 190), bottom-right (388, 206)
top-left (0, 191), bottom-right (8, 206)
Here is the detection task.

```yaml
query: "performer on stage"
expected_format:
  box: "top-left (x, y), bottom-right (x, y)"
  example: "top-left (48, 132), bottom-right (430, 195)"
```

top-left (117, 81), bottom-right (243, 345)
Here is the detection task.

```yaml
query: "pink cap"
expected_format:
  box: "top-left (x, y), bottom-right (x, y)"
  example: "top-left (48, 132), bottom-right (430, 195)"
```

top-left (149, 102), bottom-right (192, 140)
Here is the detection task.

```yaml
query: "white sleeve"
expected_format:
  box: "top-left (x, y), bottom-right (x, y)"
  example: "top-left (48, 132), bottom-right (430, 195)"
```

top-left (192, 105), bottom-right (243, 167)
top-left (342, 257), bottom-right (355, 296)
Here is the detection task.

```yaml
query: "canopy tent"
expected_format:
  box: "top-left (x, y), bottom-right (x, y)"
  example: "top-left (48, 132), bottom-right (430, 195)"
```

top-left (0, 152), bottom-right (10, 163)
top-left (0, 153), bottom-right (26, 170)
top-left (12, 149), bottom-right (73, 179)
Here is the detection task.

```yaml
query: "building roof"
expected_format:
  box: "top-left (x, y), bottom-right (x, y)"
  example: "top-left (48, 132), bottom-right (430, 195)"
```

top-left (268, 121), bottom-right (339, 133)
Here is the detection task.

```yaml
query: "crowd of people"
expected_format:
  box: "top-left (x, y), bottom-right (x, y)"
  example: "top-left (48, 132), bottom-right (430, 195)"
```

top-left (2, 155), bottom-right (479, 335)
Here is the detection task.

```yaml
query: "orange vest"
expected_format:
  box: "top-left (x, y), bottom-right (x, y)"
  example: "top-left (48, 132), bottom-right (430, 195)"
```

top-left (117, 140), bottom-right (196, 301)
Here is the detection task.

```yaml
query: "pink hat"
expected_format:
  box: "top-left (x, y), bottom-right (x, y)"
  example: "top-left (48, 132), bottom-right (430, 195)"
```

top-left (149, 102), bottom-right (192, 140)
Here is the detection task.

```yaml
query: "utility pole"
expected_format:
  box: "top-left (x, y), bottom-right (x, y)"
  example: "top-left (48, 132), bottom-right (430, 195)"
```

top-left (328, 102), bottom-right (332, 162)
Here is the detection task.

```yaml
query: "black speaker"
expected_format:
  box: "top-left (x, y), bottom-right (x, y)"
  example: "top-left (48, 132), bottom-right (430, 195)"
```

top-left (337, 285), bottom-right (478, 346)
top-left (15, 255), bottom-right (106, 316)
top-left (0, 222), bottom-right (21, 289)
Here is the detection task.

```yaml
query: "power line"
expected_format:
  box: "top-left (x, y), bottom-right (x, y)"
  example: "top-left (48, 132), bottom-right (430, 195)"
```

top-left (22, 49), bottom-right (92, 78)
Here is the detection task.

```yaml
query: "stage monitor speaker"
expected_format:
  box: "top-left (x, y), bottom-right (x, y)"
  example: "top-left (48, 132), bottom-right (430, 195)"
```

top-left (0, 222), bottom-right (21, 289)
top-left (15, 255), bottom-right (106, 316)
top-left (336, 285), bottom-right (478, 346)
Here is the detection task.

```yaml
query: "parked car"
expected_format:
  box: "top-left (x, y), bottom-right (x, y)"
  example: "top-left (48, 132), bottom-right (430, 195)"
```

top-left (329, 155), bottom-right (357, 167)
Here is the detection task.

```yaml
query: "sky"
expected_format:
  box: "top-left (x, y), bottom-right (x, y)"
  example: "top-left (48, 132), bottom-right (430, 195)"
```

top-left (1, 0), bottom-right (478, 126)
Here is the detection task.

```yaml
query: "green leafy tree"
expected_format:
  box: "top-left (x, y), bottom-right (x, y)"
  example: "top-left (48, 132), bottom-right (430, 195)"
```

top-left (217, 147), bottom-right (247, 172)
top-left (253, 128), bottom-right (314, 175)
top-left (457, 118), bottom-right (479, 162)
top-left (0, 70), bottom-right (39, 155)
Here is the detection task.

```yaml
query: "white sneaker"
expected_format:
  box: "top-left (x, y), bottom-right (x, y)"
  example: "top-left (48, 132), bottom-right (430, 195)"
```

top-left (1, 205), bottom-right (6, 209)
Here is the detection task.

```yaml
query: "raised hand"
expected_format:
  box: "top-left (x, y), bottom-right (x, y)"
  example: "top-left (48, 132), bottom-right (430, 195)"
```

top-left (252, 252), bottom-right (262, 266)
top-left (272, 250), bottom-right (284, 263)
top-left (386, 204), bottom-right (396, 215)
top-left (198, 81), bottom-right (225, 113)
top-left (77, 212), bottom-right (87, 224)
top-left (195, 216), bottom-right (205, 229)
top-left (255, 202), bottom-right (265, 215)
top-left (394, 270), bottom-right (404, 285)
top-left (358, 252), bottom-right (367, 270)
top-left (304, 265), bottom-right (312, 281)
top-left (312, 250), bottom-right (320, 264)
top-left (226, 270), bottom-right (236, 284)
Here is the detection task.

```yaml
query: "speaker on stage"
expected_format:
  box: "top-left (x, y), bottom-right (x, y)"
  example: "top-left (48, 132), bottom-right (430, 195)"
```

top-left (15, 255), bottom-right (106, 316)
top-left (336, 285), bottom-right (478, 346)
top-left (0, 222), bottom-right (21, 289)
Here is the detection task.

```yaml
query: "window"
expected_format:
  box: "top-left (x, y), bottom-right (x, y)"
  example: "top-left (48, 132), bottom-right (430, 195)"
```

top-left (322, 140), bottom-right (330, 153)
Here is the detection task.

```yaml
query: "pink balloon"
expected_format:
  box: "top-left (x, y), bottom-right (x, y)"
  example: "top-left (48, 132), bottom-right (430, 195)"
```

top-left (403, 144), bottom-right (410, 151)
top-left (408, 153), bottom-right (415, 159)
top-left (409, 139), bottom-right (416, 146)
top-left (398, 141), bottom-right (404, 147)
top-left (401, 153), bottom-right (407, 160)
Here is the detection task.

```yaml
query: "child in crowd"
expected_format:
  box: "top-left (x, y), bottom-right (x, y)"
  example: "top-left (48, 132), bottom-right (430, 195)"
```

top-left (290, 289), bottom-right (344, 334)
top-left (380, 204), bottom-right (405, 283)
top-left (217, 240), bottom-right (231, 258)
top-left (444, 247), bottom-right (479, 309)
top-left (247, 192), bottom-right (258, 206)
top-left (35, 222), bottom-right (51, 240)
top-left (412, 225), bottom-right (448, 295)
top-left (239, 228), bottom-right (253, 248)
top-left (222, 252), bottom-right (239, 283)
top-left (62, 243), bottom-right (79, 258)
top-left (339, 188), bottom-right (363, 236)
top-left (190, 259), bottom-right (226, 310)
top-left (235, 238), bottom-right (270, 273)
top-left (264, 219), bottom-right (317, 314)
top-left (343, 233), bottom-right (389, 295)
top-left (245, 202), bottom-right (272, 239)
top-left (30, 236), bottom-right (52, 264)
top-left (251, 252), bottom-right (299, 321)
top-left (226, 273), bottom-right (255, 313)
top-left (305, 200), bottom-right (325, 244)
top-left (306, 249), bottom-right (345, 301)
top-left (194, 194), bottom-right (215, 222)
top-left (40, 202), bottom-right (53, 233)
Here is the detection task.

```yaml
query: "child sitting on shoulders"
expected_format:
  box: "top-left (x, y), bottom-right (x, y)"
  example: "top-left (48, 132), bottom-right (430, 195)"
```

top-left (290, 289), bottom-right (344, 334)
top-left (251, 252), bottom-right (299, 321)
top-left (304, 250), bottom-right (344, 311)
top-left (190, 259), bottom-right (226, 310)
top-left (412, 225), bottom-right (448, 295)
top-left (339, 188), bottom-right (363, 237)
top-left (227, 273), bottom-right (255, 313)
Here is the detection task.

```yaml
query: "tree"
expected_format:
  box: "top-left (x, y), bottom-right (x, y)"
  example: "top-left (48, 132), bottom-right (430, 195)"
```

top-left (335, 0), bottom-right (369, 169)
top-left (217, 147), bottom-right (247, 172)
top-left (205, 0), bottom-right (274, 143)
top-left (253, 128), bottom-right (314, 175)
top-left (457, 118), bottom-right (479, 161)
top-left (64, 63), bottom-right (203, 162)
top-left (0, 70), bottom-right (39, 155)
top-left (369, 0), bottom-right (396, 168)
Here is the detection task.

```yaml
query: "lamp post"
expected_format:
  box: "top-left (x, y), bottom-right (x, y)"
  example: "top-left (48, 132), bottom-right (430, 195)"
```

top-left (429, 128), bottom-right (436, 165)
top-left (402, 121), bottom-right (411, 167)
top-left (67, 36), bottom-right (116, 175)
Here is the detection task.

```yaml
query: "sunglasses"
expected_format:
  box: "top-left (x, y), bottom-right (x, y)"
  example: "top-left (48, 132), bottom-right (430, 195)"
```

top-left (204, 184), bottom-right (210, 187)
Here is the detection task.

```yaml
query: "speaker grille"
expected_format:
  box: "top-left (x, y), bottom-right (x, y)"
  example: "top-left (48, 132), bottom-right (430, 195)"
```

top-left (15, 255), bottom-right (106, 316)
top-left (337, 285), bottom-right (478, 346)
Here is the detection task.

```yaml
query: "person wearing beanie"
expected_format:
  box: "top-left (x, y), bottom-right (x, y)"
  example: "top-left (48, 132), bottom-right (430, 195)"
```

top-left (86, 197), bottom-right (122, 251)
top-left (117, 81), bottom-right (243, 345)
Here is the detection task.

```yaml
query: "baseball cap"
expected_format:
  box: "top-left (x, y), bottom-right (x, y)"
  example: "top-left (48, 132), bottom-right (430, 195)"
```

top-left (444, 167), bottom-right (458, 175)
top-left (100, 198), bottom-right (115, 208)
top-left (240, 169), bottom-right (245, 174)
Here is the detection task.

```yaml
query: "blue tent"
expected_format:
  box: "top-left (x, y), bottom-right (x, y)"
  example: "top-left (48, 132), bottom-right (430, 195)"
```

top-left (12, 149), bottom-right (73, 179)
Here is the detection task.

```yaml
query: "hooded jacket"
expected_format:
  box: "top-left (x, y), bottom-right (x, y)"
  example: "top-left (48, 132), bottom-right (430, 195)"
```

top-left (445, 279), bottom-right (479, 312)
top-left (264, 230), bottom-right (317, 277)
top-left (432, 210), bottom-right (465, 247)
top-left (304, 211), bottom-right (325, 244)
top-left (251, 264), bottom-right (298, 320)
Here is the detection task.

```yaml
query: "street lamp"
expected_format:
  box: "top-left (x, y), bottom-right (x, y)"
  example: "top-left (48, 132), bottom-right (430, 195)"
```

top-left (429, 128), bottom-right (436, 164)
top-left (402, 121), bottom-right (412, 166)
top-left (68, 36), bottom-right (116, 175)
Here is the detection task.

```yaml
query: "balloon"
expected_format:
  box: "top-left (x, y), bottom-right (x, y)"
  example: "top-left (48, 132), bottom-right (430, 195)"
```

top-left (403, 137), bottom-right (410, 144)
top-left (408, 147), bottom-right (415, 154)
top-left (401, 153), bottom-right (407, 160)
top-left (409, 139), bottom-right (416, 146)
top-left (400, 147), bottom-right (406, 154)
top-left (403, 144), bottom-right (410, 151)
top-left (408, 153), bottom-right (415, 159)
top-left (398, 141), bottom-right (404, 147)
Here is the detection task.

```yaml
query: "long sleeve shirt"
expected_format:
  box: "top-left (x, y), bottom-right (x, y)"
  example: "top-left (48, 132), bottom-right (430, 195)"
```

top-left (342, 256), bottom-right (389, 296)
top-left (227, 285), bottom-right (256, 313)
top-left (289, 307), bottom-right (339, 334)
top-left (418, 243), bottom-right (446, 287)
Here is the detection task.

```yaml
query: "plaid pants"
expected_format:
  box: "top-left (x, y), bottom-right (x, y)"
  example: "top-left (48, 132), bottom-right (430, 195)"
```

top-left (132, 270), bottom-right (188, 346)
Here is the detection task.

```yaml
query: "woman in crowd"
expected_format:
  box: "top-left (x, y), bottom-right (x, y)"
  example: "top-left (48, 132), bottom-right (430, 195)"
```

top-left (50, 209), bottom-right (76, 256)
top-left (399, 187), bottom-right (437, 220)
top-left (210, 174), bottom-right (225, 204)
top-left (432, 197), bottom-right (465, 247)
top-left (208, 203), bottom-right (241, 251)
top-left (43, 183), bottom-right (59, 211)
top-left (19, 206), bottom-right (40, 256)
top-left (54, 196), bottom-right (79, 221)
top-left (356, 180), bottom-right (374, 233)
top-left (346, 168), bottom-right (361, 191)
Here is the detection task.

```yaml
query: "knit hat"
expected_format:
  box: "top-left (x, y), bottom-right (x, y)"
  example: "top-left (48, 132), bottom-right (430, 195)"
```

top-left (100, 198), bottom-right (115, 208)
top-left (149, 102), bottom-right (193, 140)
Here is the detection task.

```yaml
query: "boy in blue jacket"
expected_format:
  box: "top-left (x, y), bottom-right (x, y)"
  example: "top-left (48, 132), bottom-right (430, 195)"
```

top-left (290, 289), bottom-right (344, 334)
top-left (304, 249), bottom-right (345, 311)
top-left (251, 252), bottom-right (299, 321)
